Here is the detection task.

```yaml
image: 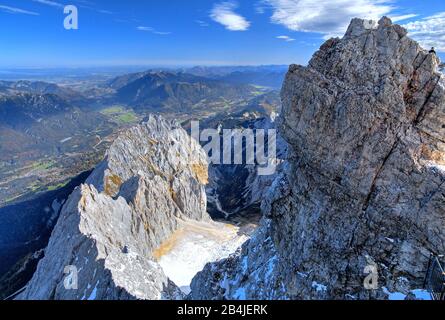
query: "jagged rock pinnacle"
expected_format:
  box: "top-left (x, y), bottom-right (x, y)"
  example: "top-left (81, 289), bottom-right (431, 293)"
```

top-left (191, 17), bottom-right (445, 300)
top-left (19, 115), bottom-right (209, 300)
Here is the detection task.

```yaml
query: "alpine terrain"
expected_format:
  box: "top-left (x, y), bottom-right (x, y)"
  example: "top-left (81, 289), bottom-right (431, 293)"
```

top-left (2, 16), bottom-right (444, 301)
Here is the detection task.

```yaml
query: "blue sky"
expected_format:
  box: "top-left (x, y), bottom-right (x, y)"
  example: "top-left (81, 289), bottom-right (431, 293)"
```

top-left (0, 0), bottom-right (444, 67)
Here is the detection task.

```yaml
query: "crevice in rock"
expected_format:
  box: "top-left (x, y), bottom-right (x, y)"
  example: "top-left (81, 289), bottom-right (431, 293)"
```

top-left (362, 139), bottom-right (400, 212)
top-left (414, 75), bottom-right (441, 126)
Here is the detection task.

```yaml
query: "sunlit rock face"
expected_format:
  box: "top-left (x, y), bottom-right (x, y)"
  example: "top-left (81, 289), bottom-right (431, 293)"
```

top-left (191, 17), bottom-right (445, 300)
top-left (19, 115), bottom-right (209, 300)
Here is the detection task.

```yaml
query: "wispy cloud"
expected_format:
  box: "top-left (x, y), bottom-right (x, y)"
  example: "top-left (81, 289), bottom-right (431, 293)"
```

top-left (196, 20), bottom-right (209, 27)
top-left (276, 35), bottom-right (295, 42)
top-left (137, 26), bottom-right (171, 35)
top-left (75, 0), bottom-right (94, 5)
top-left (210, 1), bottom-right (250, 31)
top-left (32, 0), bottom-right (64, 8)
top-left (391, 14), bottom-right (418, 23)
top-left (254, 2), bottom-right (267, 14)
top-left (97, 9), bottom-right (113, 14)
top-left (137, 26), bottom-right (155, 31)
top-left (0, 4), bottom-right (39, 15)
top-left (404, 12), bottom-right (445, 52)
top-left (34, 0), bottom-right (115, 15)
top-left (261, 0), bottom-right (406, 39)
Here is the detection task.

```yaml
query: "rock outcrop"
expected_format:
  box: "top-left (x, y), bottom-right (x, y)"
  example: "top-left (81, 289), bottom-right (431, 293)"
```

top-left (191, 17), bottom-right (445, 300)
top-left (19, 115), bottom-right (209, 300)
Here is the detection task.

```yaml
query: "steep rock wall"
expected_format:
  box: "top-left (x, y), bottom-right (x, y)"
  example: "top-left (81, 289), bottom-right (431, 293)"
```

top-left (191, 17), bottom-right (445, 300)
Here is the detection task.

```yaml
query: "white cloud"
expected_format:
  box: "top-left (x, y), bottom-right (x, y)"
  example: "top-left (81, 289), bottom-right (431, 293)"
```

top-left (32, 0), bottom-right (64, 8)
top-left (263, 0), bottom-right (399, 38)
top-left (210, 1), bottom-right (250, 31)
top-left (0, 5), bottom-right (39, 15)
top-left (404, 12), bottom-right (445, 52)
top-left (276, 35), bottom-right (295, 42)
top-left (137, 26), bottom-right (171, 35)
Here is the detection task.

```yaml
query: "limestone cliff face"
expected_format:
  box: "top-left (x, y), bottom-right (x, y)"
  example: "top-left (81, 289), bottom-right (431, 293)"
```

top-left (19, 115), bottom-right (208, 300)
top-left (191, 17), bottom-right (445, 300)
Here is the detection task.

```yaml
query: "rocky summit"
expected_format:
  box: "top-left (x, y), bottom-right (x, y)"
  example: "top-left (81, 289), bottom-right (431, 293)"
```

top-left (18, 115), bottom-right (209, 300)
top-left (191, 17), bottom-right (445, 300)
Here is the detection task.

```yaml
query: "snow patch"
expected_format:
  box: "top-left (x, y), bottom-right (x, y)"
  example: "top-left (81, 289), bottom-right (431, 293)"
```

top-left (382, 287), bottom-right (431, 300)
top-left (60, 137), bottom-right (72, 143)
top-left (385, 237), bottom-right (395, 243)
top-left (411, 289), bottom-right (432, 300)
top-left (382, 287), bottom-right (406, 300)
top-left (312, 281), bottom-right (327, 292)
top-left (234, 287), bottom-right (247, 300)
top-left (88, 282), bottom-right (99, 301)
top-left (265, 255), bottom-right (277, 279)
top-left (157, 219), bottom-right (249, 294)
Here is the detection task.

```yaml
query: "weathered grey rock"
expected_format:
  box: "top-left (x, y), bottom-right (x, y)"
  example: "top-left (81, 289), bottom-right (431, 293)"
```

top-left (19, 115), bottom-right (209, 300)
top-left (191, 17), bottom-right (445, 300)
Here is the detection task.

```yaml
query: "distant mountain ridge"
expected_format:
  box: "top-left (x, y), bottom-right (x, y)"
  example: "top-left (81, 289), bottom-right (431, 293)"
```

top-left (216, 70), bottom-right (286, 89)
top-left (183, 65), bottom-right (288, 77)
top-left (108, 71), bottom-right (256, 112)
top-left (0, 93), bottom-right (73, 127)
top-left (184, 65), bottom-right (287, 89)
top-left (0, 80), bottom-right (84, 103)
